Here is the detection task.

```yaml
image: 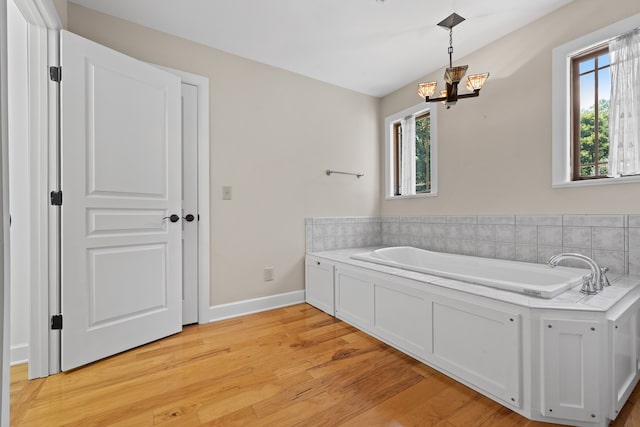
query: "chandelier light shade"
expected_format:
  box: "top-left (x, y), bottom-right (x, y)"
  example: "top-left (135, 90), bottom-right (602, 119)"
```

top-left (466, 72), bottom-right (490, 91)
top-left (418, 13), bottom-right (489, 109)
top-left (444, 65), bottom-right (468, 84)
top-left (418, 81), bottom-right (438, 98)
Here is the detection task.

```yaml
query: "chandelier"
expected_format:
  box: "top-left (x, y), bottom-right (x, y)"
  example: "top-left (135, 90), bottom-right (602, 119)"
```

top-left (417, 13), bottom-right (489, 109)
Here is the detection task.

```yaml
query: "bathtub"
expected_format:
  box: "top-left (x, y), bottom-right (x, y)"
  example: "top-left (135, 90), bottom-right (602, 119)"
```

top-left (351, 246), bottom-right (588, 298)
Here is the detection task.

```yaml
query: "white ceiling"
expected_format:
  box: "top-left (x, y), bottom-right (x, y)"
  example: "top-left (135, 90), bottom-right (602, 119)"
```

top-left (68, 0), bottom-right (573, 97)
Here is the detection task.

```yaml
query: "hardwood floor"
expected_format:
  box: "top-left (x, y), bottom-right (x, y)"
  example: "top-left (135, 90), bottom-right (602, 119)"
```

top-left (10, 304), bottom-right (640, 426)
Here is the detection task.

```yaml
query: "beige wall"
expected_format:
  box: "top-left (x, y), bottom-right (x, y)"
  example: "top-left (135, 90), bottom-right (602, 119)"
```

top-left (67, 4), bottom-right (380, 305)
top-left (381, 0), bottom-right (640, 216)
top-left (51, 0), bottom-right (66, 28)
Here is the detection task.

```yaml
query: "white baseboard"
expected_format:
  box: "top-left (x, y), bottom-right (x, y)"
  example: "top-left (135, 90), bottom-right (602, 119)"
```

top-left (208, 290), bottom-right (306, 323)
top-left (8, 292), bottom-right (306, 366)
top-left (10, 344), bottom-right (28, 366)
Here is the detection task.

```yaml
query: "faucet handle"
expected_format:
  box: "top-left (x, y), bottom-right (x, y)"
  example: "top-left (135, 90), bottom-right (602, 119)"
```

top-left (580, 274), bottom-right (598, 295)
top-left (600, 266), bottom-right (611, 288)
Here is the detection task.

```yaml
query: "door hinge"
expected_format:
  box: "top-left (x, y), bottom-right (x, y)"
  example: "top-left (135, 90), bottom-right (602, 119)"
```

top-left (49, 66), bottom-right (62, 82)
top-left (51, 314), bottom-right (63, 330)
top-left (50, 190), bottom-right (63, 206)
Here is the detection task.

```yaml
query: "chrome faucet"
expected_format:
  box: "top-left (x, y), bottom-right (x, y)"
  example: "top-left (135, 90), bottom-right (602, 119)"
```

top-left (547, 253), bottom-right (602, 295)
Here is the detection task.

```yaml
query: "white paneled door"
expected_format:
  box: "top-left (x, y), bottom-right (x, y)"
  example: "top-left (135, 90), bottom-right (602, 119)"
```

top-left (181, 83), bottom-right (199, 325)
top-left (60, 30), bottom-right (182, 371)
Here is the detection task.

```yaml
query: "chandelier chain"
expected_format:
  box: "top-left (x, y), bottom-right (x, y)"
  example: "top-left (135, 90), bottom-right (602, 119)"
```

top-left (448, 28), bottom-right (454, 68)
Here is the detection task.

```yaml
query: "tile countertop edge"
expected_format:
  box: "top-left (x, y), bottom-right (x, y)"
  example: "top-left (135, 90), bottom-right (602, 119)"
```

top-left (306, 247), bottom-right (640, 312)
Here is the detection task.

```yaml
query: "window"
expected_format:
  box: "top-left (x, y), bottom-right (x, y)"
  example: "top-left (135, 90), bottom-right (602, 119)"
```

top-left (552, 13), bottom-right (640, 188)
top-left (385, 103), bottom-right (438, 199)
top-left (571, 45), bottom-right (610, 180)
top-left (415, 112), bottom-right (431, 193)
top-left (392, 112), bottom-right (431, 195)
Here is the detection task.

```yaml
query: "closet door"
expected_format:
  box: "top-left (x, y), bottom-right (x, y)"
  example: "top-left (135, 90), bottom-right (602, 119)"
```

top-left (60, 30), bottom-right (182, 370)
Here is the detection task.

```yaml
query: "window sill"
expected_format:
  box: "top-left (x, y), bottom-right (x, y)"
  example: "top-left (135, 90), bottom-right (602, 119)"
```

top-left (552, 175), bottom-right (640, 189)
top-left (385, 192), bottom-right (438, 200)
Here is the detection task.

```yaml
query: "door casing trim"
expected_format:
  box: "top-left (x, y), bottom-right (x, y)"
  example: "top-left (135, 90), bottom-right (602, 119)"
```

top-left (12, 0), bottom-right (61, 379)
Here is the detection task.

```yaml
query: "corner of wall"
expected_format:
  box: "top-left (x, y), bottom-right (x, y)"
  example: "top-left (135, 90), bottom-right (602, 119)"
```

top-left (51, 0), bottom-right (67, 29)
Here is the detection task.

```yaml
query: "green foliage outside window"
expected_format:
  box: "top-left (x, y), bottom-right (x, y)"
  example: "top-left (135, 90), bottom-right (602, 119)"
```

top-left (579, 99), bottom-right (609, 177)
top-left (415, 114), bottom-right (430, 193)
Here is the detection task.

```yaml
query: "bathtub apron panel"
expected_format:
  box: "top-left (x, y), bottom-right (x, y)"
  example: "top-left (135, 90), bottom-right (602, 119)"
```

top-left (426, 295), bottom-right (522, 408)
top-left (541, 318), bottom-right (602, 423)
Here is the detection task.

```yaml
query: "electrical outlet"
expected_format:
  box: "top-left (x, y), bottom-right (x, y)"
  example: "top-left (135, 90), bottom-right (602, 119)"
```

top-left (264, 267), bottom-right (274, 282)
top-left (222, 186), bottom-right (232, 200)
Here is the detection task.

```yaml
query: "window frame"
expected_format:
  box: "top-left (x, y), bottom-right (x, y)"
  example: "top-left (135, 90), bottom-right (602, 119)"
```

top-left (393, 121), bottom-right (401, 195)
top-left (571, 44), bottom-right (610, 181)
top-left (552, 12), bottom-right (640, 188)
top-left (384, 102), bottom-right (438, 199)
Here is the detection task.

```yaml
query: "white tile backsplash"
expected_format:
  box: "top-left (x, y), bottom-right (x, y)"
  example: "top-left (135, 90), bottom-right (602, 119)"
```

top-left (495, 225), bottom-right (515, 243)
top-left (446, 224), bottom-right (476, 240)
top-left (515, 225), bottom-right (537, 244)
top-left (420, 216), bottom-right (447, 223)
top-left (516, 215), bottom-right (563, 226)
top-left (477, 225), bottom-right (495, 242)
top-left (592, 228), bottom-right (624, 251)
top-left (307, 214), bottom-right (640, 275)
top-left (630, 228), bottom-right (640, 276)
top-left (446, 216), bottom-right (477, 224)
top-left (538, 226), bottom-right (562, 246)
top-left (516, 245), bottom-right (538, 263)
top-left (496, 243), bottom-right (516, 260)
top-left (592, 250), bottom-right (625, 275)
top-left (477, 215), bottom-right (515, 225)
top-left (589, 215), bottom-right (625, 228)
top-left (562, 215), bottom-right (592, 227)
top-left (629, 216), bottom-right (640, 228)
top-left (563, 227), bottom-right (591, 249)
top-left (445, 239), bottom-right (462, 254)
top-left (564, 214), bottom-right (625, 227)
top-left (477, 241), bottom-right (496, 258)
top-left (460, 240), bottom-right (477, 256)
top-left (537, 246), bottom-right (563, 264)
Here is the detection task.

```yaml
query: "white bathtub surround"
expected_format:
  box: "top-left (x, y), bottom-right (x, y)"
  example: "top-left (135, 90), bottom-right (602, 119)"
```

top-left (305, 217), bottom-right (381, 252)
top-left (306, 214), bottom-right (640, 276)
top-left (306, 247), bottom-right (640, 427)
top-left (629, 215), bottom-right (640, 276)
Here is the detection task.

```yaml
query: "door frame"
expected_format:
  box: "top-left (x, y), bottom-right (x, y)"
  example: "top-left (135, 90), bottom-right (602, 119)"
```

top-left (12, 0), bottom-right (211, 378)
top-left (1, 0), bottom-right (11, 423)
top-left (11, 0), bottom-right (61, 379)
top-left (158, 66), bottom-right (211, 327)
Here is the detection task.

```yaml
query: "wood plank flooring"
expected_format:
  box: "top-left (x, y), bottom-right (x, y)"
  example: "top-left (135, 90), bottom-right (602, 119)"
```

top-left (10, 304), bottom-right (640, 426)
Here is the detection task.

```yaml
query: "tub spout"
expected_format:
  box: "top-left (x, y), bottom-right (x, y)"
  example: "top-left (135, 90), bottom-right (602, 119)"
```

top-left (547, 253), bottom-right (602, 295)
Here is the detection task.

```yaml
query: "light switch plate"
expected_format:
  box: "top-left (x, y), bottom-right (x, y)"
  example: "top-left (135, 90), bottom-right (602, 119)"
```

top-left (223, 186), bottom-right (232, 200)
